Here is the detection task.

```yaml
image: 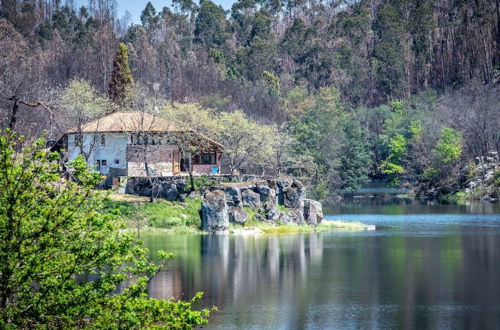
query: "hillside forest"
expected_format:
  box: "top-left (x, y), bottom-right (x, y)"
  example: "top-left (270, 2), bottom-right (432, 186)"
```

top-left (0, 0), bottom-right (499, 200)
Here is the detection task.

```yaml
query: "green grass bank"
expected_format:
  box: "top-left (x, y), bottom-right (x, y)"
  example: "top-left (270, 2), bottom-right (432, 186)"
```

top-left (106, 193), bottom-right (373, 234)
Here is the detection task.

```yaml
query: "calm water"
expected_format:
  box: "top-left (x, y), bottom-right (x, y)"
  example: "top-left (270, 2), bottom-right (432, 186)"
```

top-left (143, 198), bottom-right (500, 329)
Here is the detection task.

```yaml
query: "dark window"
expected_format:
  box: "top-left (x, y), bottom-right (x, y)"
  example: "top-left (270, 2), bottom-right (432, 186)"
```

top-left (100, 134), bottom-right (105, 146)
top-left (101, 160), bottom-right (107, 166)
top-left (193, 154), bottom-right (200, 164)
top-left (203, 153), bottom-right (210, 164)
top-left (75, 134), bottom-right (83, 145)
top-left (200, 152), bottom-right (216, 165)
top-left (96, 160), bottom-right (101, 171)
top-left (114, 159), bottom-right (120, 164)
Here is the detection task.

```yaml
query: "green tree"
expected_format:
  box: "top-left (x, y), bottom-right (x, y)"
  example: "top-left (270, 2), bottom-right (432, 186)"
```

top-left (140, 2), bottom-right (159, 28)
top-left (373, 3), bottom-right (408, 101)
top-left (194, 0), bottom-right (228, 49)
top-left (433, 126), bottom-right (463, 164)
top-left (0, 131), bottom-right (211, 328)
top-left (108, 43), bottom-right (134, 108)
top-left (289, 87), bottom-right (344, 198)
top-left (338, 117), bottom-right (371, 194)
top-left (381, 133), bottom-right (407, 185)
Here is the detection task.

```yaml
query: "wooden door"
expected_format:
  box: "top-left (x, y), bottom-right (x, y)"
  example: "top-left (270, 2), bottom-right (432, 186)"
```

top-left (172, 151), bottom-right (180, 173)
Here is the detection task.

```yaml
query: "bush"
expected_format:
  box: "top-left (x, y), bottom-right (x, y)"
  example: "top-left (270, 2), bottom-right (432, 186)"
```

top-left (0, 131), bottom-right (211, 328)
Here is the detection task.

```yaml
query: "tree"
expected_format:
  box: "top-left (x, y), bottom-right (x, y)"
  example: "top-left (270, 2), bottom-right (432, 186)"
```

top-left (381, 133), bottom-right (407, 185)
top-left (216, 111), bottom-right (276, 176)
top-left (108, 43), bottom-right (134, 108)
top-left (432, 127), bottom-right (463, 164)
top-left (140, 2), bottom-right (158, 28)
top-left (373, 3), bottom-right (408, 101)
top-left (338, 117), bottom-right (371, 194)
top-left (289, 87), bottom-right (344, 197)
top-left (59, 79), bottom-right (111, 161)
top-left (194, 0), bottom-right (228, 49)
top-left (0, 19), bottom-right (52, 132)
top-left (161, 103), bottom-right (277, 177)
top-left (0, 130), bottom-right (211, 328)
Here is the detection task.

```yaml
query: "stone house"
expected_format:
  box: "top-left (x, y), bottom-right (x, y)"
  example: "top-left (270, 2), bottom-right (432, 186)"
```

top-left (52, 112), bottom-right (224, 180)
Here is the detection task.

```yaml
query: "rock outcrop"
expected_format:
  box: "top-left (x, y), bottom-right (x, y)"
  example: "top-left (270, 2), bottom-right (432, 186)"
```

top-left (303, 199), bottom-right (324, 225)
top-left (201, 178), bottom-right (323, 233)
top-left (201, 190), bottom-right (229, 233)
top-left (464, 151), bottom-right (499, 201)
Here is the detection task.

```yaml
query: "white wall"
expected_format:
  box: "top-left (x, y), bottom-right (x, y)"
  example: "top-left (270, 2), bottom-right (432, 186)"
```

top-left (67, 133), bottom-right (128, 175)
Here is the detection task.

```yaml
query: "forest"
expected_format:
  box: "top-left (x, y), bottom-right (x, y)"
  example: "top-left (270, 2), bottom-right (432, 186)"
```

top-left (0, 0), bottom-right (499, 200)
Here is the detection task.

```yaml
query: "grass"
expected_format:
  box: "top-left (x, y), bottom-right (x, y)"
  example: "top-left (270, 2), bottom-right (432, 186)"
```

top-left (106, 194), bottom-right (203, 232)
top-left (107, 193), bottom-right (373, 234)
top-left (232, 219), bottom-right (372, 234)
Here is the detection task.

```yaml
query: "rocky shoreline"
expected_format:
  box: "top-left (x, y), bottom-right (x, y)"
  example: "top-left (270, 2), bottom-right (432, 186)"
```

top-left (200, 178), bottom-right (324, 233)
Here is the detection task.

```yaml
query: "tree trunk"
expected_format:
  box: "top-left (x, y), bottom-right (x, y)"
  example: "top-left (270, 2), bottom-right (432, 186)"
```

top-left (8, 96), bottom-right (19, 130)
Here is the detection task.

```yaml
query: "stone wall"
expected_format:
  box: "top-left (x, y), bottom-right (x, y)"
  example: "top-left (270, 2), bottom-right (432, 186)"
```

top-left (124, 176), bottom-right (188, 201)
top-left (201, 178), bottom-right (323, 233)
top-left (122, 175), bottom-right (274, 201)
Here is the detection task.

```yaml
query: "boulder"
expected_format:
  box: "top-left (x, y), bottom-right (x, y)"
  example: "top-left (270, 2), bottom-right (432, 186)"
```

top-left (278, 211), bottom-right (293, 224)
top-left (303, 199), bottom-right (323, 225)
top-left (283, 184), bottom-right (305, 209)
top-left (266, 207), bottom-right (281, 222)
top-left (287, 208), bottom-right (305, 224)
top-left (224, 186), bottom-right (242, 206)
top-left (201, 190), bottom-right (229, 233)
top-left (241, 189), bottom-right (261, 208)
top-left (257, 183), bottom-right (275, 204)
top-left (229, 207), bottom-right (248, 225)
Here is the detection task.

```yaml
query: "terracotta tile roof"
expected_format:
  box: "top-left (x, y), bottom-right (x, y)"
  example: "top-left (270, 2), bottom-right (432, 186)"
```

top-left (65, 112), bottom-right (181, 133)
top-left (64, 111), bottom-right (225, 149)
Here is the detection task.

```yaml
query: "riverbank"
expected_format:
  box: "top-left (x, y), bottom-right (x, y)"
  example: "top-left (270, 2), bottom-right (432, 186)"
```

top-left (108, 194), bottom-right (373, 234)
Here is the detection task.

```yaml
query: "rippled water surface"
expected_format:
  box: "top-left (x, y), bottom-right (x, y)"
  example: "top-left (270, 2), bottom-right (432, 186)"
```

top-left (143, 198), bottom-right (500, 329)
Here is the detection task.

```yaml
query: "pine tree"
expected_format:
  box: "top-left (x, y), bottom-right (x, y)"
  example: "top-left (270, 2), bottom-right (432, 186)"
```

top-left (108, 43), bottom-right (134, 108)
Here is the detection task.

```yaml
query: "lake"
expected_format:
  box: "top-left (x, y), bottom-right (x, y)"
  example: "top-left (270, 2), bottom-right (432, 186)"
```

top-left (143, 197), bottom-right (500, 329)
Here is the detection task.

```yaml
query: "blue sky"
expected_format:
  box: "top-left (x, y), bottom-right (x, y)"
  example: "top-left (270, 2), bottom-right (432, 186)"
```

top-left (113, 0), bottom-right (234, 23)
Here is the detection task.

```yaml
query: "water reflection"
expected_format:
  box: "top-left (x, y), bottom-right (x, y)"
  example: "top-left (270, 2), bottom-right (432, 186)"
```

top-left (143, 216), bottom-right (500, 330)
top-left (325, 196), bottom-right (500, 215)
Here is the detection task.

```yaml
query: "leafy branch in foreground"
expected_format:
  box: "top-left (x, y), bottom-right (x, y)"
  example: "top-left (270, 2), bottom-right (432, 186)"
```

top-left (0, 130), bottom-right (211, 329)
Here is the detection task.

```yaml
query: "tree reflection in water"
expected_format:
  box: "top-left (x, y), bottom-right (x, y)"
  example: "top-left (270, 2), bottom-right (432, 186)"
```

top-left (144, 216), bottom-right (500, 329)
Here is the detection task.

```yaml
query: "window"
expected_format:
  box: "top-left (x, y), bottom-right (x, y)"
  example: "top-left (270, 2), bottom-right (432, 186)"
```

top-left (194, 152), bottom-right (216, 165)
top-left (100, 134), bottom-right (105, 146)
top-left (114, 159), bottom-right (120, 164)
top-left (96, 160), bottom-right (107, 172)
top-left (75, 134), bottom-right (83, 145)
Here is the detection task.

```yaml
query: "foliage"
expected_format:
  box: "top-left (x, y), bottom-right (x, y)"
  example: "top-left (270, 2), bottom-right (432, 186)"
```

top-left (194, 0), bottom-right (228, 49)
top-left (108, 43), bottom-right (134, 107)
top-left (216, 110), bottom-right (277, 175)
top-left (381, 133), bottom-right (407, 186)
top-left (289, 87), bottom-right (344, 195)
top-left (162, 103), bottom-right (278, 176)
top-left (60, 78), bottom-right (111, 127)
top-left (0, 131), bottom-right (210, 328)
top-left (337, 117), bottom-right (371, 194)
top-left (1, 0), bottom-right (498, 199)
top-left (432, 127), bottom-right (463, 164)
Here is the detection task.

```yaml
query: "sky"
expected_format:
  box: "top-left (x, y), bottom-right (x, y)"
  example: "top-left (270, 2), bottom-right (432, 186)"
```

top-left (112, 0), bottom-right (234, 23)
